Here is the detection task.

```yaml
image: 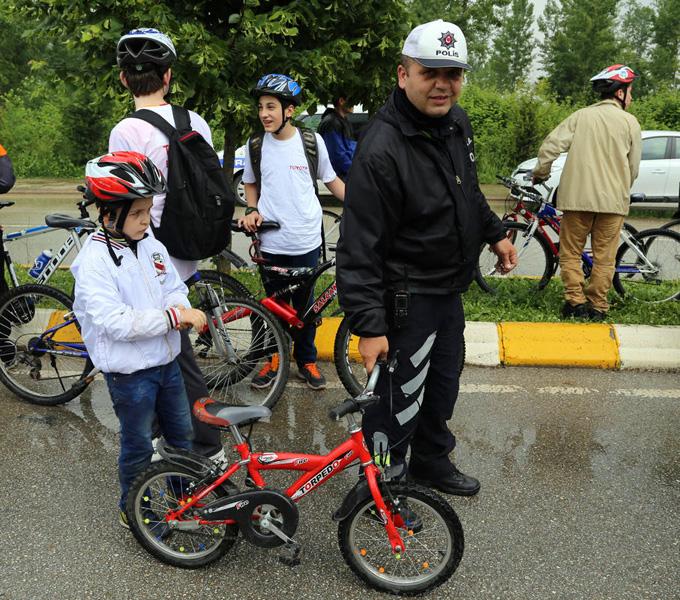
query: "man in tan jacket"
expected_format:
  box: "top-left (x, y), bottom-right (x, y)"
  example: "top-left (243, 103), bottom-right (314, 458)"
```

top-left (533, 64), bottom-right (641, 321)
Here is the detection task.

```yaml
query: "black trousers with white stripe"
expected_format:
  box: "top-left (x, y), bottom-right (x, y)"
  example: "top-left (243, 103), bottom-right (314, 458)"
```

top-left (362, 293), bottom-right (465, 478)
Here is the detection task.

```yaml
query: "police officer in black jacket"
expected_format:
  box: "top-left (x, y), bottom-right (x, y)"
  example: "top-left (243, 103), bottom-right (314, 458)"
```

top-left (337, 20), bottom-right (517, 496)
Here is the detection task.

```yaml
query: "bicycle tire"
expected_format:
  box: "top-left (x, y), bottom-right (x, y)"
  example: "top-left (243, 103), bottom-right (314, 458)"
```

top-left (189, 296), bottom-right (290, 409)
top-left (321, 209), bottom-right (342, 262)
top-left (337, 481), bottom-right (464, 595)
top-left (0, 284), bottom-right (93, 405)
top-left (334, 316), bottom-right (466, 397)
top-left (660, 218), bottom-right (680, 233)
top-left (126, 462), bottom-right (239, 569)
top-left (475, 221), bottom-right (554, 294)
top-left (192, 270), bottom-right (252, 300)
top-left (613, 228), bottom-right (680, 302)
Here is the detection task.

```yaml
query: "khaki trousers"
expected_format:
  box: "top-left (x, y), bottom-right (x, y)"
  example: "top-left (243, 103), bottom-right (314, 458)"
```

top-left (559, 211), bottom-right (624, 312)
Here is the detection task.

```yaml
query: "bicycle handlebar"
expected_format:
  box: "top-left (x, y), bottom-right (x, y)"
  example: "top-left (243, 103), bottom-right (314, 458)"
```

top-left (328, 363), bottom-right (383, 421)
top-left (496, 174), bottom-right (549, 204)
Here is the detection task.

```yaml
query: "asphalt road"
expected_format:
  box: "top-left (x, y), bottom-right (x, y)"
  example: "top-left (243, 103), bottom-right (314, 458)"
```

top-left (1, 365), bottom-right (678, 600)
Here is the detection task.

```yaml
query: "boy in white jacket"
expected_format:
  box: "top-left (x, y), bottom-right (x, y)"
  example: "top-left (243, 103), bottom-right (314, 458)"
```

top-left (71, 151), bottom-right (206, 528)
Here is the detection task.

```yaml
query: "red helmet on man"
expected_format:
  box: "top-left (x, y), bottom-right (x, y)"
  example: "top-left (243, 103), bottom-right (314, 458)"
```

top-left (590, 64), bottom-right (638, 95)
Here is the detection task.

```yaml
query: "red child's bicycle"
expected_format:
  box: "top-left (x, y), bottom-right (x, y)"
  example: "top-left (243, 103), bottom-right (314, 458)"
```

top-left (125, 364), bottom-right (464, 595)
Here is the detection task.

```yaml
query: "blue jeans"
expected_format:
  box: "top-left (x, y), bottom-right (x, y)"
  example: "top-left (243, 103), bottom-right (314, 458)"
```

top-left (261, 247), bottom-right (320, 367)
top-left (105, 360), bottom-right (193, 510)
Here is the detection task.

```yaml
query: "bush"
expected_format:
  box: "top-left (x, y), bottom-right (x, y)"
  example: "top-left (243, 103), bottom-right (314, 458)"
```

top-left (0, 79), bottom-right (80, 177)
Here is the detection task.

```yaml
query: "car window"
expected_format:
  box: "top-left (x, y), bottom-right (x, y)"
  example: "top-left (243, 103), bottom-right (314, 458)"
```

top-left (641, 137), bottom-right (668, 160)
top-left (671, 138), bottom-right (680, 159)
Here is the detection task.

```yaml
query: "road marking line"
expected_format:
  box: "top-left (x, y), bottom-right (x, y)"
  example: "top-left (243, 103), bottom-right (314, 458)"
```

top-left (609, 388), bottom-right (680, 398)
top-left (537, 386), bottom-right (600, 395)
top-left (459, 384), bottom-right (524, 394)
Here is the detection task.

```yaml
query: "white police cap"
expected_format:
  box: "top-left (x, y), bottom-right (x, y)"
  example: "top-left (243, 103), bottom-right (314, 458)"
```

top-left (402, 20), bottom-right (471, 70)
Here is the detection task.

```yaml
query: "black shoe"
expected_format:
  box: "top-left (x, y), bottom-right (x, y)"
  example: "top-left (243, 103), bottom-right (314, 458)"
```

top-left (561, 302), bottom-right (589, 319)
top-left (409, 466), bottom-right (481, 497)
top-left (587, 307), bottom-right (607, 322)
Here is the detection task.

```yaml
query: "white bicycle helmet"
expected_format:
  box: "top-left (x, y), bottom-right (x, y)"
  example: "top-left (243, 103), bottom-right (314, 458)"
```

top-left (117, 28), bottom-right (177, 70)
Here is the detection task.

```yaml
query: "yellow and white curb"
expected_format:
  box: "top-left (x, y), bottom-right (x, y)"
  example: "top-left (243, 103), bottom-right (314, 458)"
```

top-left (315, 317), bottom-right (680, 371)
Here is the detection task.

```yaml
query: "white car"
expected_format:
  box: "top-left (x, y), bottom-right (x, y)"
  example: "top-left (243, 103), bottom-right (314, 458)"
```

top-left (512, 130), bottom-right (680, 203)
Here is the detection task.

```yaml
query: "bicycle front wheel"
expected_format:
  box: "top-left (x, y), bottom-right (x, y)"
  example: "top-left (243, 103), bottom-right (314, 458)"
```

top-left (190, 296), bottom-right (290, 409)
top-left (613, 228), bottom-right (680, 302)
top-left (475, 221), bottom-right (554, 294)
top-left (191, 270), bottom-right (252, 302)
top-left (126, 462), bottom-right (239, 569)
top-left (338, 482), bottom-right (464, 595)
top-left (0, 284), bottom-right (93, 405)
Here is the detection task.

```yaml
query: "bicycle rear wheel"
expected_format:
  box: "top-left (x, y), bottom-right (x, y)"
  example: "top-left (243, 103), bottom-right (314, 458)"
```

top-left (338, 482), bottom-right (464, 595)
top-left (334, 316), bottom-right (466, 397)
top-left (475, 221), bottom-right (554, 294)
top-left (321, 209), bottom-right (342, 262)
top-left (190, 296), bottom-right (290, 409)
top-left (126, 462), bottom-right (239, 569)
top-left (0, 284), bottom-right (92, 405)
top-left (613, 228), bottom-right (680, 302)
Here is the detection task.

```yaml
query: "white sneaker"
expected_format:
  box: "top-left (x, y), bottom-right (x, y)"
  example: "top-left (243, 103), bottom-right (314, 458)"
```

top-left (150, 437), bottom-right (163, 463)
top-left (208, 448), bottom-right (228, 469)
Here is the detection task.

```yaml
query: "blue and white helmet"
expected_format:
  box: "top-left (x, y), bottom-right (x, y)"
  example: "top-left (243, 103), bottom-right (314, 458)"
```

top-left (251, 74), bottom-right (302, 106)
top-left (117, 28), bottom-right (177, 69)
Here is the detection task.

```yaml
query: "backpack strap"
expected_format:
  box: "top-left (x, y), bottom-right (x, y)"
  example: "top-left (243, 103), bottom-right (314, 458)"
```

top-left (171, 105), bottom-right (192, 135)
top-left (248, 131), bottom-right (265, 195)
top-left (128, 108), bottom-right (178, 140)
top-left (298, 127), bottom-right (319, 197)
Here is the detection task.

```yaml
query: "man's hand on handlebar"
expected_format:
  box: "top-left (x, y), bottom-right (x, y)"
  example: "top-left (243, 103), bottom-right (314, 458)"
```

top-left (238, 209), bottom-right (264, 232)
top-left (358, 336), bottom-right (389, 375)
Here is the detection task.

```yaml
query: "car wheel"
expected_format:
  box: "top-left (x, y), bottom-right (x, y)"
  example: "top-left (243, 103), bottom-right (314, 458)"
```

top-left (233, 171), bottom-right (247, 207)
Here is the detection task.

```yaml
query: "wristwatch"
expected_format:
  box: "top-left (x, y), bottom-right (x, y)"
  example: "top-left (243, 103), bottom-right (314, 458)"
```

top-left (245, 207), bottom-right (259, 216)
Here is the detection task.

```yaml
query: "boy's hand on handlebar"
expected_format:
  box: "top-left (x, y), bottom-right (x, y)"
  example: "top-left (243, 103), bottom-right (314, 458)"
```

top-left (177, 307), bottom-right (207, 330)
top-left (358, 336), bottom-right (389, 374)
top-left (238, 210), bottom-right (263, 232)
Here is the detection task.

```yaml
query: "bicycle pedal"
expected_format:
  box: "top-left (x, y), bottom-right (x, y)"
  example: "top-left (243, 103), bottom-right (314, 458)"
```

top-left (278, 541), bottom-right (302, 567)
top-left (244, 475), bottom-right (257, 488)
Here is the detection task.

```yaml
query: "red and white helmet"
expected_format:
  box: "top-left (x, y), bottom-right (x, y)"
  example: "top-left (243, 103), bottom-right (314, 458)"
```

top-left (85, 151), bottom-right (165, 207)
top-left (590, 64), bottom-right (638, 94)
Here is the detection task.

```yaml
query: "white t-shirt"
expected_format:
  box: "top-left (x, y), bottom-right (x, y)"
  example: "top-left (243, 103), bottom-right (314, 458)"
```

top-left (108, 104), bottom-right (213, 281)
top-left (242, 131), bottom-right (336, 255)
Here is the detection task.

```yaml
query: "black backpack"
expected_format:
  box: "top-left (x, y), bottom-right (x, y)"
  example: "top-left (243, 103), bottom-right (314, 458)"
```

top-left (248, 127), bottom-right (319, 195)
top-left (130, 105), bottom-right (235, 260)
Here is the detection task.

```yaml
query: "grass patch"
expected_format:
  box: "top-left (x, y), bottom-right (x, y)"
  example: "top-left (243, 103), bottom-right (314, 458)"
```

top-left (16, 266), bottom-right (678, 326)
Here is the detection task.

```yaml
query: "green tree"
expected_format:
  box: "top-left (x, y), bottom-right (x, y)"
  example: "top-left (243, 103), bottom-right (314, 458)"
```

top-left (484, 0), bottom-right (535, 90)
top-left (648, 0), bottom-right (680, 90)
top-left (408, 0), bottom-right (511, 67)
top-left (538, 0), bottom-right (621, 102)
top-left (617, 0), bottom-right (656, 96)
top-left (14, 0), bottom-right (409, 175)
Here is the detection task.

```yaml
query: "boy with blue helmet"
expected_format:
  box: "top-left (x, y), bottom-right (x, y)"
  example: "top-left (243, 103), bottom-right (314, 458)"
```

top-left (240, 73), bottom-right (345, 390)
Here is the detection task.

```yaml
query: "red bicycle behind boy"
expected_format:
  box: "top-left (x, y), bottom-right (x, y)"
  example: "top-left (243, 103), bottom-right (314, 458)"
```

top-left (125, 364), bottom-right (464, 595)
